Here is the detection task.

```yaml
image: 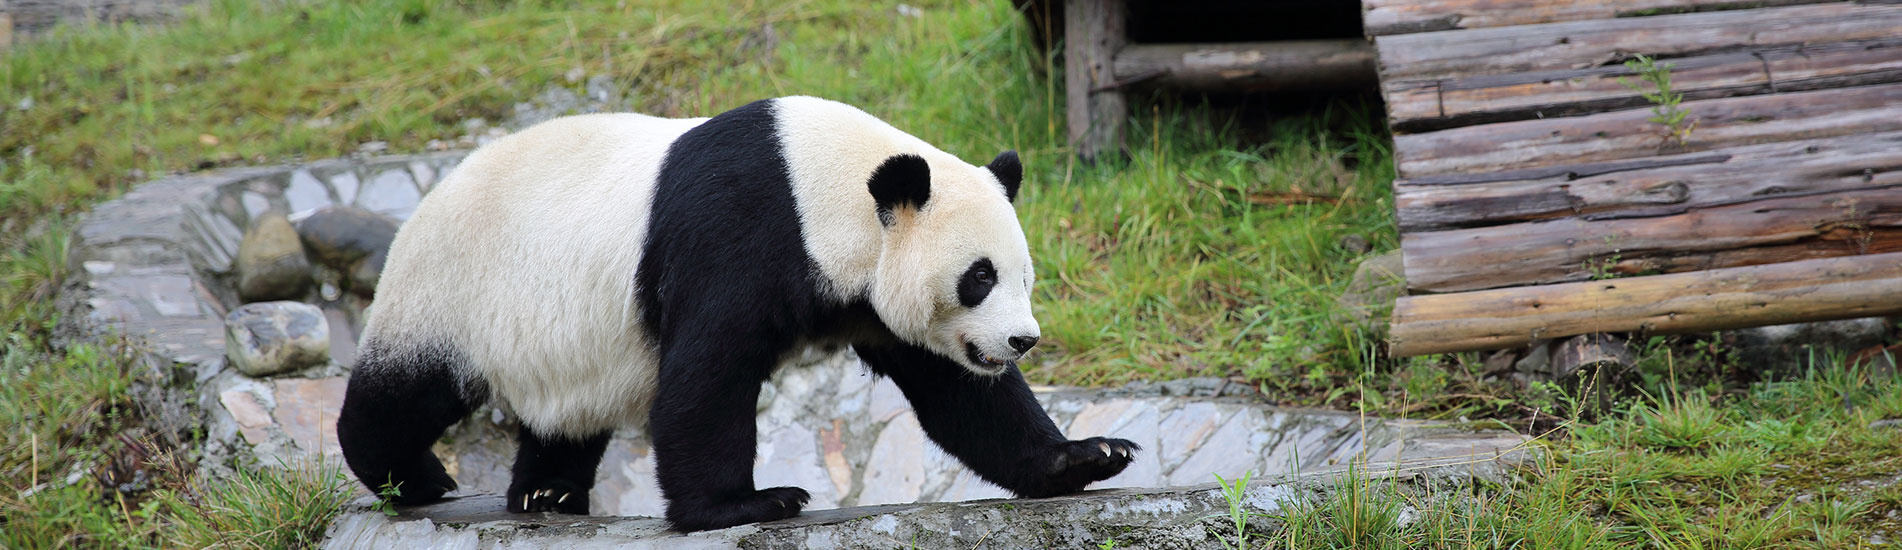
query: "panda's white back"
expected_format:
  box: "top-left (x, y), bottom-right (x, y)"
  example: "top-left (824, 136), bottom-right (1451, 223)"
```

top-left (365, 113), bottom-right (707, 437)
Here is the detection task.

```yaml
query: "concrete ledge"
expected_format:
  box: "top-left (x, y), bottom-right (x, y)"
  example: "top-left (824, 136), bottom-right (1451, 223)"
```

top-left (322, 452), bottom-right (1530, 550)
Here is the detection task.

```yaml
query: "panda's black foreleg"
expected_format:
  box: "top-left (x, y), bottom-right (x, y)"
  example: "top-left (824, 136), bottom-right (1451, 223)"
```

top-left (337, 342), bottom-right (480, 505)
top-left (649, 334), bottom-right (809, 532)
top-left (854, 341), bottom-right (1139, 498)
top-left (506, 427), bottom-right (610, 514)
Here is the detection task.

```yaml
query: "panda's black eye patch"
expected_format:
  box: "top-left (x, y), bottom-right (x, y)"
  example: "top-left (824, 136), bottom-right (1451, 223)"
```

top-left (958, 258), bottom-right (996, 308)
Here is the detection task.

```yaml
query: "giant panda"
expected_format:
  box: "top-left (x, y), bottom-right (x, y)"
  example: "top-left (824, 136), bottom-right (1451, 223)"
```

top-left (335, 96), bottom-right (1140, 532)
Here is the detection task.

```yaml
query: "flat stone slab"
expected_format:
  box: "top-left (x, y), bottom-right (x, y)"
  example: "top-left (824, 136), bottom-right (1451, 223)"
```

top-left (324, 455), bottom-right (1526, 549)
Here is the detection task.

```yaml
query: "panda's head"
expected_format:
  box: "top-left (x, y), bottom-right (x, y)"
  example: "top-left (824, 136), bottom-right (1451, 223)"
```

top-left (867, 150), bottom-right (1038, 376)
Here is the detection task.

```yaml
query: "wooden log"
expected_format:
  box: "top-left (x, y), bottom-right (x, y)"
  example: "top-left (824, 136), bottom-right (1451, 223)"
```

top-left (1363, 0), bottom-right (1838, 36)
top-left (1549, 334), bottom-right (1633, 381)
top-left (1384, 38), bottom-right (1902, 132)
top-left (1387, 252), bottom-right (1902, 356)
top-left (1395, 131), bottom-right (1902, 232)
top-left (1110, 40), bottom-right (1376, 93)
top-left (1374, 3), bottom-right (1902, 83)
top-left (1394, 83), bottom-right (1902, 178)
top-left (1402, 184), bottom-right (1902, 293)
top-left (1549, 333), bottom-right (1633, 415)
top-left (1063, 0), bottom-right (1126, 162)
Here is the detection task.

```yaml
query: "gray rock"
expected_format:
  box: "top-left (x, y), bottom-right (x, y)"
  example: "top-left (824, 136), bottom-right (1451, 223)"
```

top-left (1731, 317), bottom-right (1891, 373)
top-left (1336, 251), bottom-right (1404, 339)
top-left (348, 247), bottom-right (389, 298)
top-left (1157, 377), bottom-right (1229, 397)
top-left (295, 206), bottom-right (398, 297)
top-left (225, 301), bottom-right (331, 377)
top-left (1870, 419), bottom-right (1902, 430)
top-left (1512, 340), bottom-right (1553, 377)
top-left (235, 212), bottom-right (312, 302)
top-left (1338, 233), bottom-right (1372, 255)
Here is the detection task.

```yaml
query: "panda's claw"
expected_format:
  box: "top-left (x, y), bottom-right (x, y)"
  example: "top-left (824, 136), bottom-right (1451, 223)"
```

top-left (558, 493), bottom-right (571, 504)
top-left (1026, 437), bottom-right (1142, 498)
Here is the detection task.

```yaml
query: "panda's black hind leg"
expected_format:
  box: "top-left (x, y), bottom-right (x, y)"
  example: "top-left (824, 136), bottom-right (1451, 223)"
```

top-left (337, 341), bottom-right (481, 505)
top-left (506, 427), bottom-right (610, 514)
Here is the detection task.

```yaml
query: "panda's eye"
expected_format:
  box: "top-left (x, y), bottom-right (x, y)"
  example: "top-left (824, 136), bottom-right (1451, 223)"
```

top-left (958, 258), bottom-right (997, 307)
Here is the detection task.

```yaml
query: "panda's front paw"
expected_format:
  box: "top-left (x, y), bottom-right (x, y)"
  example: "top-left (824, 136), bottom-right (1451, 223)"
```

top-left (1025, 437), bottom-right (1140, 497)
top-left (666, 486), bottom-right (810, 532)
top-left (507, 479), bottom-right (590, 515)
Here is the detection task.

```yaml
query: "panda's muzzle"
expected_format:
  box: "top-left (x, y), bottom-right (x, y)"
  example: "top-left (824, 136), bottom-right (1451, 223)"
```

top-left (964, 341), bottom-right (1014, 373)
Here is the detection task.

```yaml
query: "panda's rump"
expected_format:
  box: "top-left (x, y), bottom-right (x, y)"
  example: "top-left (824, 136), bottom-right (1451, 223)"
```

top-left (364, 113), bottom-right (703, 438)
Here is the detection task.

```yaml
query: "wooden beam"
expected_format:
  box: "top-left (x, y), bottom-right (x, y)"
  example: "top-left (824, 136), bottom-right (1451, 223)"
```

top-left (1395, 131), bottom-right (1902, 232)
top-left (1374, 3), bottom-right (1902, 83)
top-left (1388, 252), bottom-right (1902, 356)
top-left (1064, 0), bottom-right (1126, 162)
top-left (1402, 184), bottom-right (1902, 293)
top-left (1394, 83), bottom-right (1902, 178)
top-left (1110, 40), bottom-right (1376, 93)
top-left (1363, 0), bottom-right (1838, 37)
top-left (1384, 38), bottom-right (1902, 132)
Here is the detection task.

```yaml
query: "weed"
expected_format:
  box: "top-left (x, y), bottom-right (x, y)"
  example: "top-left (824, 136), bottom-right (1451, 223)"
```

top-left (1212, 471), bottom-right (1263, 550)
top-left (1581, 236), bottom-right (1623, 280)
top-left (1616, 53), bottom-right (1698, 146)
top-left (371, 477), bottom-right (404, 516)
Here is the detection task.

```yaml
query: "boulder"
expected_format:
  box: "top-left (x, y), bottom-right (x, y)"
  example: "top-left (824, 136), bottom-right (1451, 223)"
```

top-left (225, 301), bottom-right (331, 377)
top-left (295, 206), bottom-right (398, 297)
top-left (1336, 250), bottom-right (1404, 340)
top-left (235, 211), bottom-right (312, 302)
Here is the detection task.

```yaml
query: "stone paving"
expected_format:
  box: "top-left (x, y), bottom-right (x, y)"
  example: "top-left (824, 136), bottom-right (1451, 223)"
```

top-left (323, 460), bottom-right (1518, 550)
top-left (63, 154), bottom-right (1532, 545)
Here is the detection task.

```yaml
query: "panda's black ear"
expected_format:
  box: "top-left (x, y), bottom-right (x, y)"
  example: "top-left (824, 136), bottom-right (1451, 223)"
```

top-left (868, 154), bottom-right (931, 226)
top-left (986, 150), bottom-right (1022, 203)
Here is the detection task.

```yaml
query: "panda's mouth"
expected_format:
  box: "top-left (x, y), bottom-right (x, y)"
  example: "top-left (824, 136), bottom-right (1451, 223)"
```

top-left (964, 342), bottom-right (1014, 372)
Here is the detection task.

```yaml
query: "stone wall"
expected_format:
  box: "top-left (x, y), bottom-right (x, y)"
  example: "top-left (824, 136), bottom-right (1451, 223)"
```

top-left (5, 0), bottom-right (198, 36)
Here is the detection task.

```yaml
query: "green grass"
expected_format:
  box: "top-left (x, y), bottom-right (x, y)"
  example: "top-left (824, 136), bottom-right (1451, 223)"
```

top-left (1234, 351), bottom-right (1902, 549)
top-left (0, 321), bottom-right (353, 548)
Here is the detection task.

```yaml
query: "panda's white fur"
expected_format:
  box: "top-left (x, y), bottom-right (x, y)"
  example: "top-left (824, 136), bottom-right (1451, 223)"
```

top-left (364, 98), bottom-right (1033, 439)
top-left (366, 113), bottom-right (697, 437)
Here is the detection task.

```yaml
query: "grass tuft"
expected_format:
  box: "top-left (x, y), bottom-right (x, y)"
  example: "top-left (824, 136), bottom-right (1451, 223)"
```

top-left (156, 462), bottom-right (357, 550)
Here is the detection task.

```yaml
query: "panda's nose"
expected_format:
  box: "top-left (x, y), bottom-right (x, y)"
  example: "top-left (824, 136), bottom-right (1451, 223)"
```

top-left (1008, 335), bottom-right (1040, 354)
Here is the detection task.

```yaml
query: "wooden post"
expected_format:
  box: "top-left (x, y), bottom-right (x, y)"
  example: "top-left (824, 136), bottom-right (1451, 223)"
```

top-left (1111, 40), bottom-right (1376, 93)
top-left (1063, 0), bottom-right (1125, 162)
top-left (1, 3), bottom-right (11, 51)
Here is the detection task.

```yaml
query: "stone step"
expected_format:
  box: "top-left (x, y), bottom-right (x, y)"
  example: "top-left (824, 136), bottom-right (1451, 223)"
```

top-left (323, 453), bottom-right (1528, 550)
